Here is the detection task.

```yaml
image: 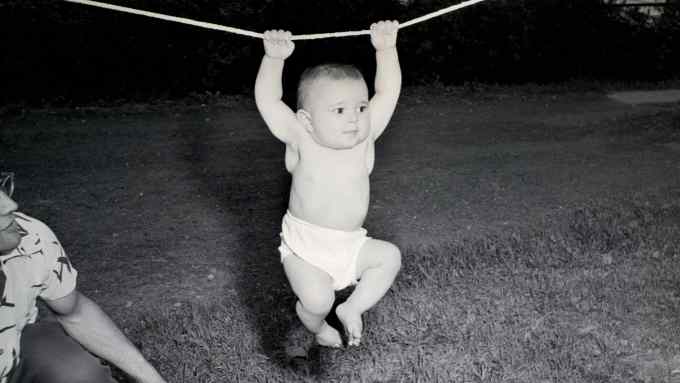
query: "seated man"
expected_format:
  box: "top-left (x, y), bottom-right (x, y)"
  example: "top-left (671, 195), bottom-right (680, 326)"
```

top-left (0, 171), bottom-right (166, 383)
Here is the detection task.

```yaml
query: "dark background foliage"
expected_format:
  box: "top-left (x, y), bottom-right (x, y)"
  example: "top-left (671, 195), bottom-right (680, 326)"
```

top-left (1, 0), bottom-right (679, 105)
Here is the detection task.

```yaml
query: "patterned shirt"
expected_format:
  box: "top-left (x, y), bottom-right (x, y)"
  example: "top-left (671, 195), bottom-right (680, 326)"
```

top-left (0, 213), bottom-right (77, 382)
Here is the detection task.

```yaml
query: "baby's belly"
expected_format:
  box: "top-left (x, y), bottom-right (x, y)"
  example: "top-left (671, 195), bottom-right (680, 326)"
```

top-left (289, 177), bottom-right (369, 231)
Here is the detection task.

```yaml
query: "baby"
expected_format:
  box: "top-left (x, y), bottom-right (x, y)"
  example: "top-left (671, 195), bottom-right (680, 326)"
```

top-left (254, 21), bottom-right (402, 348)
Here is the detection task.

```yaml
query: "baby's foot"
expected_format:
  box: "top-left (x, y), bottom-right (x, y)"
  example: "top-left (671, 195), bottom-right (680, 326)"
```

top-left (336, 303), bottom-right (363, 346)
top-left (315, 321), bottom-right (342, 348)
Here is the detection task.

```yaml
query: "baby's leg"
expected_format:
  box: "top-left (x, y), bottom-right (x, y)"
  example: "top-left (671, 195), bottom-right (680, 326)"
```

top-left (336, 239), bottom-right (401, 346)
top-left (283, 254), bottom-right (342, 348)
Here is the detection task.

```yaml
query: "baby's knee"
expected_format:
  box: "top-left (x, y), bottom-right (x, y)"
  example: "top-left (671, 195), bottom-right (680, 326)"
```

top-left (298, 290), bottom-right (335, 316)
top-left (382, 242), bottom-right (402, 272)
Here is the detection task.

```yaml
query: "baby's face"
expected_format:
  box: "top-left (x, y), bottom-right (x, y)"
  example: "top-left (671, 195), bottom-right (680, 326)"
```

top-left (303, 78), bottom-right (370, 150)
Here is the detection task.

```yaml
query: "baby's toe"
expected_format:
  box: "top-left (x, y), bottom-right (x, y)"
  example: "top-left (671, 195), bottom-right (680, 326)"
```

top-left (316, 322), bottom-right (342, 348)
top-left (348, 336), bottom-right (361, 347)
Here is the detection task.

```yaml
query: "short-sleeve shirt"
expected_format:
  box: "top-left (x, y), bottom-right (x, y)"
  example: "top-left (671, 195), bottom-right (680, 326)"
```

top-left (0, 213), bottom-right (78, 382)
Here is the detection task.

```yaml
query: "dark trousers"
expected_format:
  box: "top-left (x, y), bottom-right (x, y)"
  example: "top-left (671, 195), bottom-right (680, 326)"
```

top-left (9, 320), bottom-right (117, 383)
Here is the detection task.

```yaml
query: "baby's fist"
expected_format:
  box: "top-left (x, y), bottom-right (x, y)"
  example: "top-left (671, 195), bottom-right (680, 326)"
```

top-left (370, 20), bottom-right (399, 51)
top-left (263, 30), bottom-right (295, 60)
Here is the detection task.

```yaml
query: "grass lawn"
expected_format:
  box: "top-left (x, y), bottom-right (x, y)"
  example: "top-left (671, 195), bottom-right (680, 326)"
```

top-left (135, 200), bottom-right (680, 383)
top-left (2, 84), bottom-right (680, 382)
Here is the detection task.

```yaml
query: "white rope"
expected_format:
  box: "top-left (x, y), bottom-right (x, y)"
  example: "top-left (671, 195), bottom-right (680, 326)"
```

top-left (63, 0), bottom-right (490, 40)
top-left (63, 0), bottom-right (263, 38)
top-left (399, 0), bottom-right (488, 29)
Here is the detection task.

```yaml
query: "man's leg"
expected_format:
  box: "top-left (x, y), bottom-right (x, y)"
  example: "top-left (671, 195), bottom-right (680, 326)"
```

top-left (336, 238), bottom-right (401, 346)
top-left (11, 319), bottom-right (117, 383)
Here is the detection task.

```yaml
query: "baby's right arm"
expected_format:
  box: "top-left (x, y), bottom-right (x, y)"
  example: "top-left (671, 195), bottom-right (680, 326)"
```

top-left (254, 30), bottom-right (299, 145)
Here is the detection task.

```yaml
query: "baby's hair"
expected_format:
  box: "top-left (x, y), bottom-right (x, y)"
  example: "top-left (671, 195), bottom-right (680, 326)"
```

top-left (297, 63), bottom-right (365, 110)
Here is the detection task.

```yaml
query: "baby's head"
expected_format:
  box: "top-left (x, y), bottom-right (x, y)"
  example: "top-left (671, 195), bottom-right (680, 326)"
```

top-left (296, 64), bottom-right (371, 150)
top-left (297, 64), bottom-right (365, 110)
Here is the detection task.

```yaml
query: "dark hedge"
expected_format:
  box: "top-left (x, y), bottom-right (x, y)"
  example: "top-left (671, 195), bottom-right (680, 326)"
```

top-left (1, 0), bottom-right (678, 105)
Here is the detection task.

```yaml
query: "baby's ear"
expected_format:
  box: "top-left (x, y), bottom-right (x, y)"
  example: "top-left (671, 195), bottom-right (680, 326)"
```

top-left (296, 109), bottom-right (313, 132)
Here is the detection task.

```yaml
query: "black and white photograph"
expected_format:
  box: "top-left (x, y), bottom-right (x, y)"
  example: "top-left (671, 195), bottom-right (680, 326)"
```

top-left (1, 0), bottom-right (679, 382)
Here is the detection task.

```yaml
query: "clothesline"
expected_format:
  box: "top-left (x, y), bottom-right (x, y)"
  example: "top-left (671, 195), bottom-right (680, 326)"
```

top-left (62, 0), bottom-right (490, 40)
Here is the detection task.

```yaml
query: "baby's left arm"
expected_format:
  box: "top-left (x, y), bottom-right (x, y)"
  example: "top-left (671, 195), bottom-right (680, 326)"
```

top-left (369, 20), bottom-right (402, 140)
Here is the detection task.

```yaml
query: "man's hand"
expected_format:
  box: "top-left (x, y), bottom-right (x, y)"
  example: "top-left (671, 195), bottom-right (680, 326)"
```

top-left (263, 30), bottom-right (295, 60)
top-left (370, 20), bottom-right (399, 51)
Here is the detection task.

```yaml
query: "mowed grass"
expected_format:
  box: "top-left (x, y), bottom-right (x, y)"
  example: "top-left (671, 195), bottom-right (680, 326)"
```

top-left (4, 87), bottom-right (678, 383)
top-left (128, 197), bottom-right (680, 383)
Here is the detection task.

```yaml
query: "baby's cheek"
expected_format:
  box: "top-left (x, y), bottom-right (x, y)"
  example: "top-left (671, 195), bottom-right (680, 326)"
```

top-left (359, 126), bottom-right (371, 141)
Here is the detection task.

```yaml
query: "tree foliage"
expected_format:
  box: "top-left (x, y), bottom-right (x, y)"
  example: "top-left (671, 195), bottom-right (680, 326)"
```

top-left (1, 0), bottom-right (677, 104)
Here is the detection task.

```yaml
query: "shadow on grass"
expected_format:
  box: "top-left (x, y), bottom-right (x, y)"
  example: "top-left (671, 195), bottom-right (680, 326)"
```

top-left (175, 110), bottom-right (322, 374)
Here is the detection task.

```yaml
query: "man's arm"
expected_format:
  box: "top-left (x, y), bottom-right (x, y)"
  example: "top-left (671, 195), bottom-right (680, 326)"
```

top-left (254, 30), bottom-right (299, 145)
top-left (45, 291), bottom-right (166, 383)
top-left (369, 21), bottom-right (402, 140)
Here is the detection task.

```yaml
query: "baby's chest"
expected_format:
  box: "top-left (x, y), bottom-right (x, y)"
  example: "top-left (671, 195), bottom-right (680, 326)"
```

top-left (295, 139), bottom-right (374, 175)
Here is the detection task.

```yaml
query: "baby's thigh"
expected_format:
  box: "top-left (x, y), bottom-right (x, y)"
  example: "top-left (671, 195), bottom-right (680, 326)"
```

top-left (355, 238), bottom-right (401, 278)
top-left (283, 254), bottom-right (335, 308)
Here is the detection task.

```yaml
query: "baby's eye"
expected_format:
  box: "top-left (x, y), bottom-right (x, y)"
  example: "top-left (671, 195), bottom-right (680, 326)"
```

top-left (334, 108), bottom-right (344, 114)
top-left (358, 105), bottom-right (368, 113)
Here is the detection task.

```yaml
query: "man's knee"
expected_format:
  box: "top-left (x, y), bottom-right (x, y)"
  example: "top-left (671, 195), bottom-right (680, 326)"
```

top-left (19, 321), bottom-right (116, 383)
top-left (41, 358), bottom-right (114, 383)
